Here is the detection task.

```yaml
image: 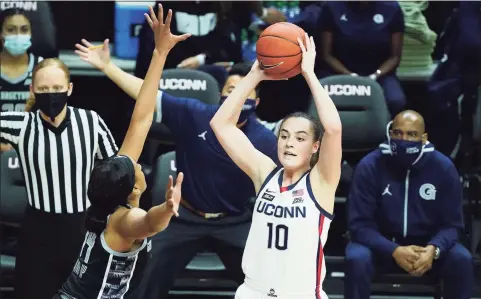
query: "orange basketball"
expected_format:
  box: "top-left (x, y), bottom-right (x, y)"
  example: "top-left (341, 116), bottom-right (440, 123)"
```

top-left (256, 22), bottom-right (306, 79)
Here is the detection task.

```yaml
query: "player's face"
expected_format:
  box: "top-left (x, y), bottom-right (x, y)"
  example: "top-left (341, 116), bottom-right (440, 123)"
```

top-left (32, 66), bottom-right (73, 95)
top-left (1, 14), bottom-right (31, 39)
top-left (278, 117), bottom-right (319, 171)
top-left (221, 75), bottom-right (258, 101)
top-left (126, 156), bottom-right (146, 195)
top-left (133, 163), bottom-right (147, 194)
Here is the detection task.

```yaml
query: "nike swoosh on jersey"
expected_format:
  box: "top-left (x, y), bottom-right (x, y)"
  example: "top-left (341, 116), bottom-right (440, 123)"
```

top-left (259, 61), bottom-right (283, 70)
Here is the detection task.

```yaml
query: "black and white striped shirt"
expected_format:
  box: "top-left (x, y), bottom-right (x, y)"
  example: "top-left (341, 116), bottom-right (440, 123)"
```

top-left (0, 107), bottom-right (118, 214)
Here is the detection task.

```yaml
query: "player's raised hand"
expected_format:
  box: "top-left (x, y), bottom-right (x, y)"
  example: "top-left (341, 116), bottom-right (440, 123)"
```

top-left (145, 4), bottom-right (191, 54)
top-left (164, 172), bottom-right (184, 217)
top-left (298, 33), bottom-right (316, 76)
top-left (75, 38), bottom-right (111, 71)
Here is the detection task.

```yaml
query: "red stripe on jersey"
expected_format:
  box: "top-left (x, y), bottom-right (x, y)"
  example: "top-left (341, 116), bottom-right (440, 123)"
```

top-left (280, 186), bottom-right (288, 193)
top-left (315, 215), bottom-right (325, 298)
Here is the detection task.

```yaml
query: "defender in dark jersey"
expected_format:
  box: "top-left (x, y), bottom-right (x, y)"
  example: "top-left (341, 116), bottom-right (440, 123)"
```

top-left (52, 5), bottom-right (190, 299)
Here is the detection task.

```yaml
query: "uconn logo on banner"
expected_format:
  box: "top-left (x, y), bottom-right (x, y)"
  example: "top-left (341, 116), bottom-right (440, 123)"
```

top-left (324, 84), bottom-right (371, 96)
top-left (0, 1), bottom-right (37, 10)
top-left (160, 79), bottom-right (207, 91)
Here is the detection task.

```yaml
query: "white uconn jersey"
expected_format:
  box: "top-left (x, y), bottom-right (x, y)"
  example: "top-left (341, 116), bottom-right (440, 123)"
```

top-left (242, 167), bottom-right (333, 299)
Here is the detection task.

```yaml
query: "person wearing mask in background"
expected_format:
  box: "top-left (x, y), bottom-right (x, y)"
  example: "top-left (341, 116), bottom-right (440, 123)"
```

top-left (0, 1), bottom-right (58, 58)
top-left (75, 36), bottom-right (278, 299)
top-left (345, 110), bottom-right (474, 299)
top-left (0, 57), bottom-right (118, 299)
top-left (0, 8), bottom-right (43, 152)
top-left (319, 1), bottom-right (406, 117)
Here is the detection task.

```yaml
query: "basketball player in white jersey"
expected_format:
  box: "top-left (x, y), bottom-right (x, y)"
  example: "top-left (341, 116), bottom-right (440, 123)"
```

top-left (210, 34), bottom-right (342, 299)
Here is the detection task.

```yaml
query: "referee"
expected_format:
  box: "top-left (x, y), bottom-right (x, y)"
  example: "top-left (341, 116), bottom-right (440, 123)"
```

top-left (0, 58), bottom-right (118, 299)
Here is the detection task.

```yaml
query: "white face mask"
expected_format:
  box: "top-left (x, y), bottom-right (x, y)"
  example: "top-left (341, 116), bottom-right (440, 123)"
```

top-left (3, 34), bottom-right (32, 56)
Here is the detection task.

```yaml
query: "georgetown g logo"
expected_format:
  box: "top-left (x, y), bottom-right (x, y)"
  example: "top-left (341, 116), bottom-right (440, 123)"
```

top-left (419, 183), bottom-right (436, 200)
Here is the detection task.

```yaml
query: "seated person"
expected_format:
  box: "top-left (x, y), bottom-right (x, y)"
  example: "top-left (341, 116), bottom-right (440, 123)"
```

top-left (319, 1), bottom-right (406, 116)
top-left (0, 1), bottom-right (58, 58)
top-left (0, 8), bottom-right (43, 152)
top-left (345, 110), bottom-right (474, 299)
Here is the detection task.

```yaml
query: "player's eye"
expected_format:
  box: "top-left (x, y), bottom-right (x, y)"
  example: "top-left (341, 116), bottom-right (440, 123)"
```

top-left (296, 137), bottom-right (304, 142)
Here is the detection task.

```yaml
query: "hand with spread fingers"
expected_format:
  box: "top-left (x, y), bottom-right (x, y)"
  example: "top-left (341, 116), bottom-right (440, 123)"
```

top-left (145, 4), bottom-right (191, 55)
top-left (75, 38), bottom-right (111, 71)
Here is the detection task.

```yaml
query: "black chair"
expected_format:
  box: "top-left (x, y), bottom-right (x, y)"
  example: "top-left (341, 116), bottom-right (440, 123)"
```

top-left (143, 69), bottom-right (220, 168)
top-left (466, 86), bottom-right (481, 256)
top-left (307, 75), bottom-right (391, 199)
top-left (0, 150), bottom-right (28, 291)
top-left (151, 151), bottom-right (232, 292)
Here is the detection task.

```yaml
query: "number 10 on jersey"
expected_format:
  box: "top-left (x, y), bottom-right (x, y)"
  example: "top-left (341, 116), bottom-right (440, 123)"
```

top-left (267, 222), bottom-right (289, 250)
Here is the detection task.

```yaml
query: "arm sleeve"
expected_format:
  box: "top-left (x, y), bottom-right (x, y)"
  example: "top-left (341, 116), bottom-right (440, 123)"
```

top-left (0, 112), bottom-right (27, 146)
top-left (348, 158), bottom-right (399, 256)
top-left (154, 90), bottom-right (206, 136)
top-left (95, 114), bottom-right (119, 160)
top-left (389, 4), bottom-right (405, 33)
top-left (428, 161), bottom-right (464, 255)
top-left (317, 4), bottom-right (336, 32)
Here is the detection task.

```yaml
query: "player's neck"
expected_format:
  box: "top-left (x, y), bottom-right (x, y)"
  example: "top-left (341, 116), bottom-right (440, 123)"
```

top-left (127, 196), bottom-right (140, 208)
top-left (40, 106), bottom-right (68, 127)
top-left (282, 166), bottom-right (310, 186)
top-left (1, 51), bottom-right (28, 66)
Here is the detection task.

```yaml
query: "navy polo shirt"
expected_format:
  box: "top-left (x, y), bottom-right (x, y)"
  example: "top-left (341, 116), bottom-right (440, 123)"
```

top-left (319, 2), bottom-right (404, 75)
top-left (158, 91), bottom-right (279, 214)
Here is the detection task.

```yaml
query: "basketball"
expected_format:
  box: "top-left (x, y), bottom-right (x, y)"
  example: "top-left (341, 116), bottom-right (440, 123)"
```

top-left (256, 22), bottom-right (306, 79)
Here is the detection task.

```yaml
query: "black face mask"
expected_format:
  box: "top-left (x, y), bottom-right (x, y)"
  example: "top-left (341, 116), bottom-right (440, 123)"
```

top-left (34, 92), bottom-right (69, 121)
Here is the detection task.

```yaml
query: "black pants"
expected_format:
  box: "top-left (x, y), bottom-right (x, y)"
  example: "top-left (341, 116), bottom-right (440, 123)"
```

top-left (133, 205), bottom-right (252, 299)
top-left (15, 206), bottom-right (85, 299)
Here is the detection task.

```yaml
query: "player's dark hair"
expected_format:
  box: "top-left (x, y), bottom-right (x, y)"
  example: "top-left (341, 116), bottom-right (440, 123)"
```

top-left (0, 8), bottom-right (31, 52)
top-left (85, 155), bottom-right (136, 234)
top-left (228, 63), bottom-right (252, 77)
top-left (280, 112), bottom-right (323, 167)
top-left (228, 62), bottom-right (260, 96)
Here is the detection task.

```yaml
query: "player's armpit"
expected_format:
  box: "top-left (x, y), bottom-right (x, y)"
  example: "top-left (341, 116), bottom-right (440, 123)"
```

top-left (313, 129), bottom-right (342, 186)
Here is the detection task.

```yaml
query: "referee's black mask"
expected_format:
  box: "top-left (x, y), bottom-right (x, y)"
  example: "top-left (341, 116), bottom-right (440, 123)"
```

top-left (87, 155), bottom-right (136, 216)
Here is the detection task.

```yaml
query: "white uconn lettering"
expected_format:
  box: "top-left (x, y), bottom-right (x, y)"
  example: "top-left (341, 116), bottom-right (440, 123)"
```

top-left (160, 79), bottom-right (207, 91)
top-left (324, 84), bottom-right (371, 96)
top-left (0, 1), bottom-right (37, 11)
top-left (8, 157), bottom-right (19, 169)
top-left (170, 160), bottom-right (177, 172)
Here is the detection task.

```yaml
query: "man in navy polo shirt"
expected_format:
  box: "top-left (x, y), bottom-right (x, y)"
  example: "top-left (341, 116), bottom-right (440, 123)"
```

top-left (318, 1), bottom-right (406, 116)
top-left (73, 42), bottom-right (278, 298)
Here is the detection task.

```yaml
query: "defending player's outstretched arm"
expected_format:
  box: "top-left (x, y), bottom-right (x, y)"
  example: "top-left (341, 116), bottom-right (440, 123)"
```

top-left (299, 33), bottom-right (342, 187)
top-left (117, 172), bottom-right (184, 240)
top-left (210, 63), bottom-right (277, 192)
